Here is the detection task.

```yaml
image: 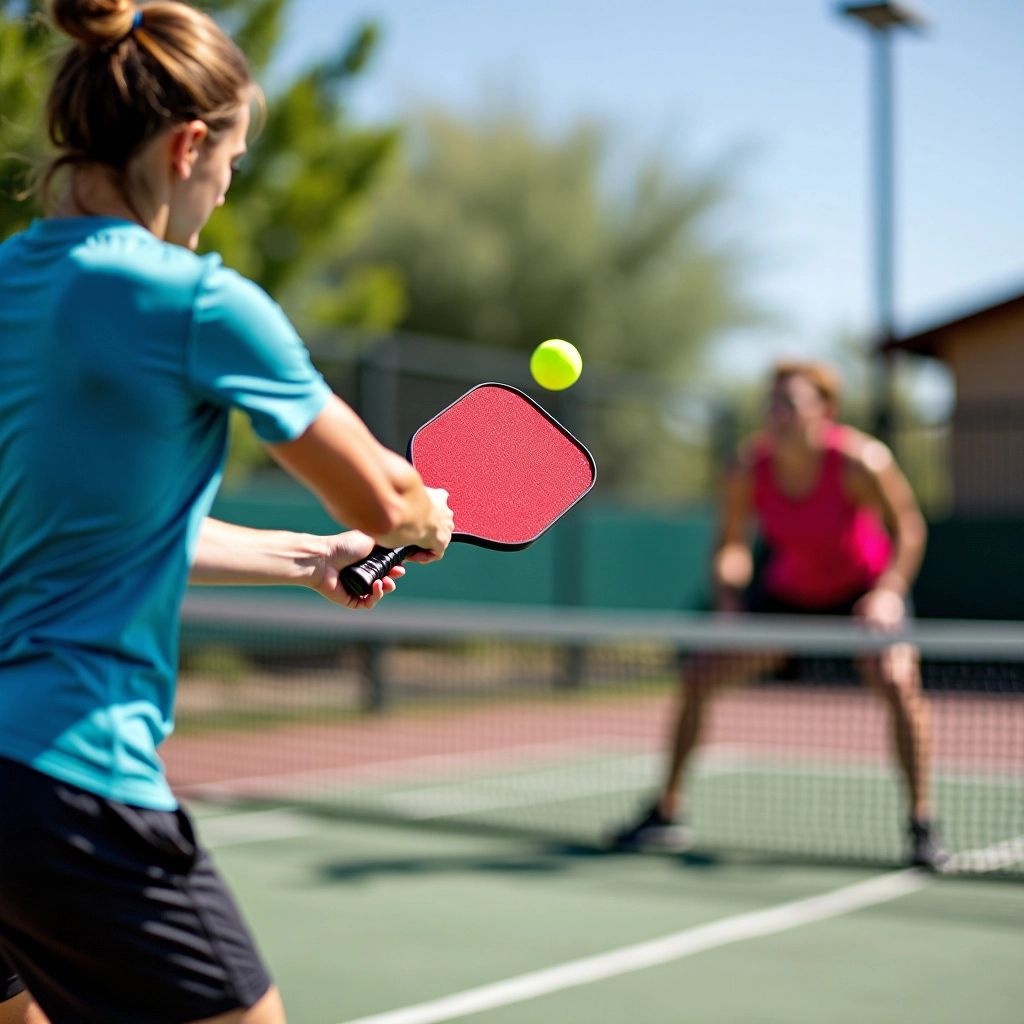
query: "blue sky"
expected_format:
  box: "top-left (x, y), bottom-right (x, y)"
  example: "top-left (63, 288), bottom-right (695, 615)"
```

top-left (278, 1), bottom-right (1023, 386)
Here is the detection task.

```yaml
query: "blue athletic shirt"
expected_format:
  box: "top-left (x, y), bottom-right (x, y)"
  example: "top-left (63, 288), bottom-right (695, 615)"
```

top-left (0, 217), bottom-right (330, 810)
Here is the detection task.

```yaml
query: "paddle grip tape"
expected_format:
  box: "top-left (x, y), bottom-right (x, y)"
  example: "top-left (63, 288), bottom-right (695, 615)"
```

top-left (341, 544), bottom-right (421, 597)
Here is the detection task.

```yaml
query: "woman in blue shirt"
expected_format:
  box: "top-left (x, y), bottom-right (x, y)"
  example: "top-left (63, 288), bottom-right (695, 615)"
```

top-left (0, 2), bottom-right (453, 1022)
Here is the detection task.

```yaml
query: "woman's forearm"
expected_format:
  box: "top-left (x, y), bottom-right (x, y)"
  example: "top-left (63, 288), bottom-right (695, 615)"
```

top-left (189, 518), bottom-right (325, 587)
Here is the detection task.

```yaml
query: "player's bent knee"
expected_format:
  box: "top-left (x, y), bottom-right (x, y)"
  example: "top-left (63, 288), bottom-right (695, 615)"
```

top-left (685, 650), bottom-right (785, 696)
top-left (859, 647), bottom-right (920, 698)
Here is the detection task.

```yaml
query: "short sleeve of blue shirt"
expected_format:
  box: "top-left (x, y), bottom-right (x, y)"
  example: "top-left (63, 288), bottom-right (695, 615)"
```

top-left (187, 260), bottom-right (330, 442)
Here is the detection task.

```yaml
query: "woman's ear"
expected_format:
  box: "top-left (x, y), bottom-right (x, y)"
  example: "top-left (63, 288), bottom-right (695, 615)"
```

top-left (168, 120), bottom-right (209, 180)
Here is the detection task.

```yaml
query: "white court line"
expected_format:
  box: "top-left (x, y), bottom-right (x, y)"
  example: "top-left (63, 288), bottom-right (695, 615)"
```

top-left (181, 738), bottom-right (1020, 814)
top-left (379, 758), bottom-right (660, 820)
top-left (184, 749), bottom-right (743, 848)
top-left (335, 869), bottom-right (929, 1024)
top-left (188, 739), bottom-right (1021, 834)
top-left (198, 809), bottom-right (314, 847)
top-left (195, 801), bottom-right (1024, 882)
top-left (359, 747), bottom-right (1021, 822)
top-left (178, 735), bottom-right (640, 799)
top-left (946, 834), bottom-right (1024, 873)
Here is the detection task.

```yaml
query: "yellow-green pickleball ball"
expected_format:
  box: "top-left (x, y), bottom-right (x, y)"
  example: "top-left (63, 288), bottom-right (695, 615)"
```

top-left (530, 339), bottom-right (583, 391)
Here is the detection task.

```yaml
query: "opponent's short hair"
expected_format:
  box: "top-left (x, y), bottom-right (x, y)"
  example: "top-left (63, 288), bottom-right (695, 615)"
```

top-left (771, 359), bottom-right (842, 407)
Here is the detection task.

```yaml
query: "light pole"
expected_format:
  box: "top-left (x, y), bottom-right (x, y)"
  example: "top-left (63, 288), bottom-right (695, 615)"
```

top-left (838, 2), bottom-right (927, 442)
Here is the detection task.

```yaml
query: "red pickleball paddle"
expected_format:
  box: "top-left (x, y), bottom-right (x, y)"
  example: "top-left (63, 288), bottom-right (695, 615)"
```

top-left (341, 383), bottom-right (596, 597)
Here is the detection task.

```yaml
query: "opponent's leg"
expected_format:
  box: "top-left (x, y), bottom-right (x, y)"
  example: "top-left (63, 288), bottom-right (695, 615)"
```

top-left (612, 650), bottom-right (787, 850)
top-left (858, 644), bottom-right (948, 869)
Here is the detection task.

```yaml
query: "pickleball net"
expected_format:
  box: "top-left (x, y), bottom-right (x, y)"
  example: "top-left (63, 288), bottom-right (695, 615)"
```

top-left (166, 594), bottom-right (1024, 875)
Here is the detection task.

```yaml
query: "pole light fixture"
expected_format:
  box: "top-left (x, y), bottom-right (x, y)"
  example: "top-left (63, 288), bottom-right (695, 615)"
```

top-left (838, 2), bottom-right (928, 441)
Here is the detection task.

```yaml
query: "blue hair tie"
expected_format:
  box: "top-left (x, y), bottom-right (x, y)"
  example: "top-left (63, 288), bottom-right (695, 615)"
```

top-left (132, 9), bottom-right (144, 31)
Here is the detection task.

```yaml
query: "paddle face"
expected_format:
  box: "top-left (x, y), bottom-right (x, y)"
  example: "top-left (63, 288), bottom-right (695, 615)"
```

top-left (340, 383), bottom-right (596, 596)
top-left (411, 383), bottom-right (595, 549)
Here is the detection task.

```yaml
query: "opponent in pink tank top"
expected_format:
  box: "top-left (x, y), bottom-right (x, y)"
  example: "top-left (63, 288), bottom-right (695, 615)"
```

top-left (752, 426), bottom-right (892, 607)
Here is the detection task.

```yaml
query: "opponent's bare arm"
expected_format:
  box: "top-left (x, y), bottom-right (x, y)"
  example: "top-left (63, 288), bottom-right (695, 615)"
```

top-left (711, 446), bottom-right (756, 611)
top-left (842, 431), bottom-right (927, 626)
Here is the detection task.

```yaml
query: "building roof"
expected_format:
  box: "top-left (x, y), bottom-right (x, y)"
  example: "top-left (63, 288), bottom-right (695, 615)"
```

top-left (885, 288), bottom-right (1024, 357)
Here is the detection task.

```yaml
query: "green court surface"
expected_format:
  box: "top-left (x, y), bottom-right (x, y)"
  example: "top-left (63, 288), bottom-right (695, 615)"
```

top-left (195, 805), bottom-right (1024, 1024)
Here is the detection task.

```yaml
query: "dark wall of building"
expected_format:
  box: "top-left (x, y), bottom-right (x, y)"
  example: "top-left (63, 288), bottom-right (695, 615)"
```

top-left (914, 518), bottom-right (1024, 620)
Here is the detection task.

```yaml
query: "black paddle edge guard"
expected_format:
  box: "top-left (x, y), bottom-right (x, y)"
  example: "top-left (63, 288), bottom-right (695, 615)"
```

top-left (340, 383), bottom-right (597, 597)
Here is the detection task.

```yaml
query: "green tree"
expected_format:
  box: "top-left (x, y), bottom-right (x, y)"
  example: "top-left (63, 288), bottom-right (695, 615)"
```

top-left (2, 0), bottom-right (401, 325)
top-left (0, 1), bottom-right (52, 237)
top-left (338, 107), bottom-right (762, 379)
top-left (197, 8), bottom-right (404, 331)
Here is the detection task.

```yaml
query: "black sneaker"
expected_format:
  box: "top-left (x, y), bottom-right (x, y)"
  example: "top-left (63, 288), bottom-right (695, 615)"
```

top-left (909, 819), bottom-right (951, 872)
top-left (610, 804), bottom-right (692, 852)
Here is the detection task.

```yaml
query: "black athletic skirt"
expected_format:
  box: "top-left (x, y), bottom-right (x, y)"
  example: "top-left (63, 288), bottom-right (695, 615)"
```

top-left (0, 757), bottom-right (271, 1024)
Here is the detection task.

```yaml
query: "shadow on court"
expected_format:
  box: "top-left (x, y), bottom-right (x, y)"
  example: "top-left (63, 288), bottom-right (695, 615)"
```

top-left (310, 841), bottom-right (804, 885)
top-left (311, 833), bottom-right (1024, 889)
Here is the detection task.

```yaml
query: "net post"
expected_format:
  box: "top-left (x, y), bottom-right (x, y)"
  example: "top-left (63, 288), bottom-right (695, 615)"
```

top-left (359, 642), bottom-right (388, 712)
top-left (553, 512), bottom-right (588, 691)
top-left (558, 645), bottom-right (586, 691)
top-left (710, 401), bottom-right (739, 488)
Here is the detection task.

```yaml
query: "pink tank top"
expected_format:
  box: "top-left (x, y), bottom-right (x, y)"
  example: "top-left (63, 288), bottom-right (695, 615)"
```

top-left (752, 427), bottom-right (892, 607)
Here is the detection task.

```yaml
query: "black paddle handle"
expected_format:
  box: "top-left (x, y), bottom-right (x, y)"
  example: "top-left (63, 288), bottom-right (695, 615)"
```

top-left (341, 544), bottom-right (422, 598)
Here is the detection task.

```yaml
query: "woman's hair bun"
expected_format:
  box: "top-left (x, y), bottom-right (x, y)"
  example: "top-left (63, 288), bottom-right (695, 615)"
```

top-left (40, 0), bottom-right (254, 204)
top-left (50, 0), bottom-right (137, 48)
